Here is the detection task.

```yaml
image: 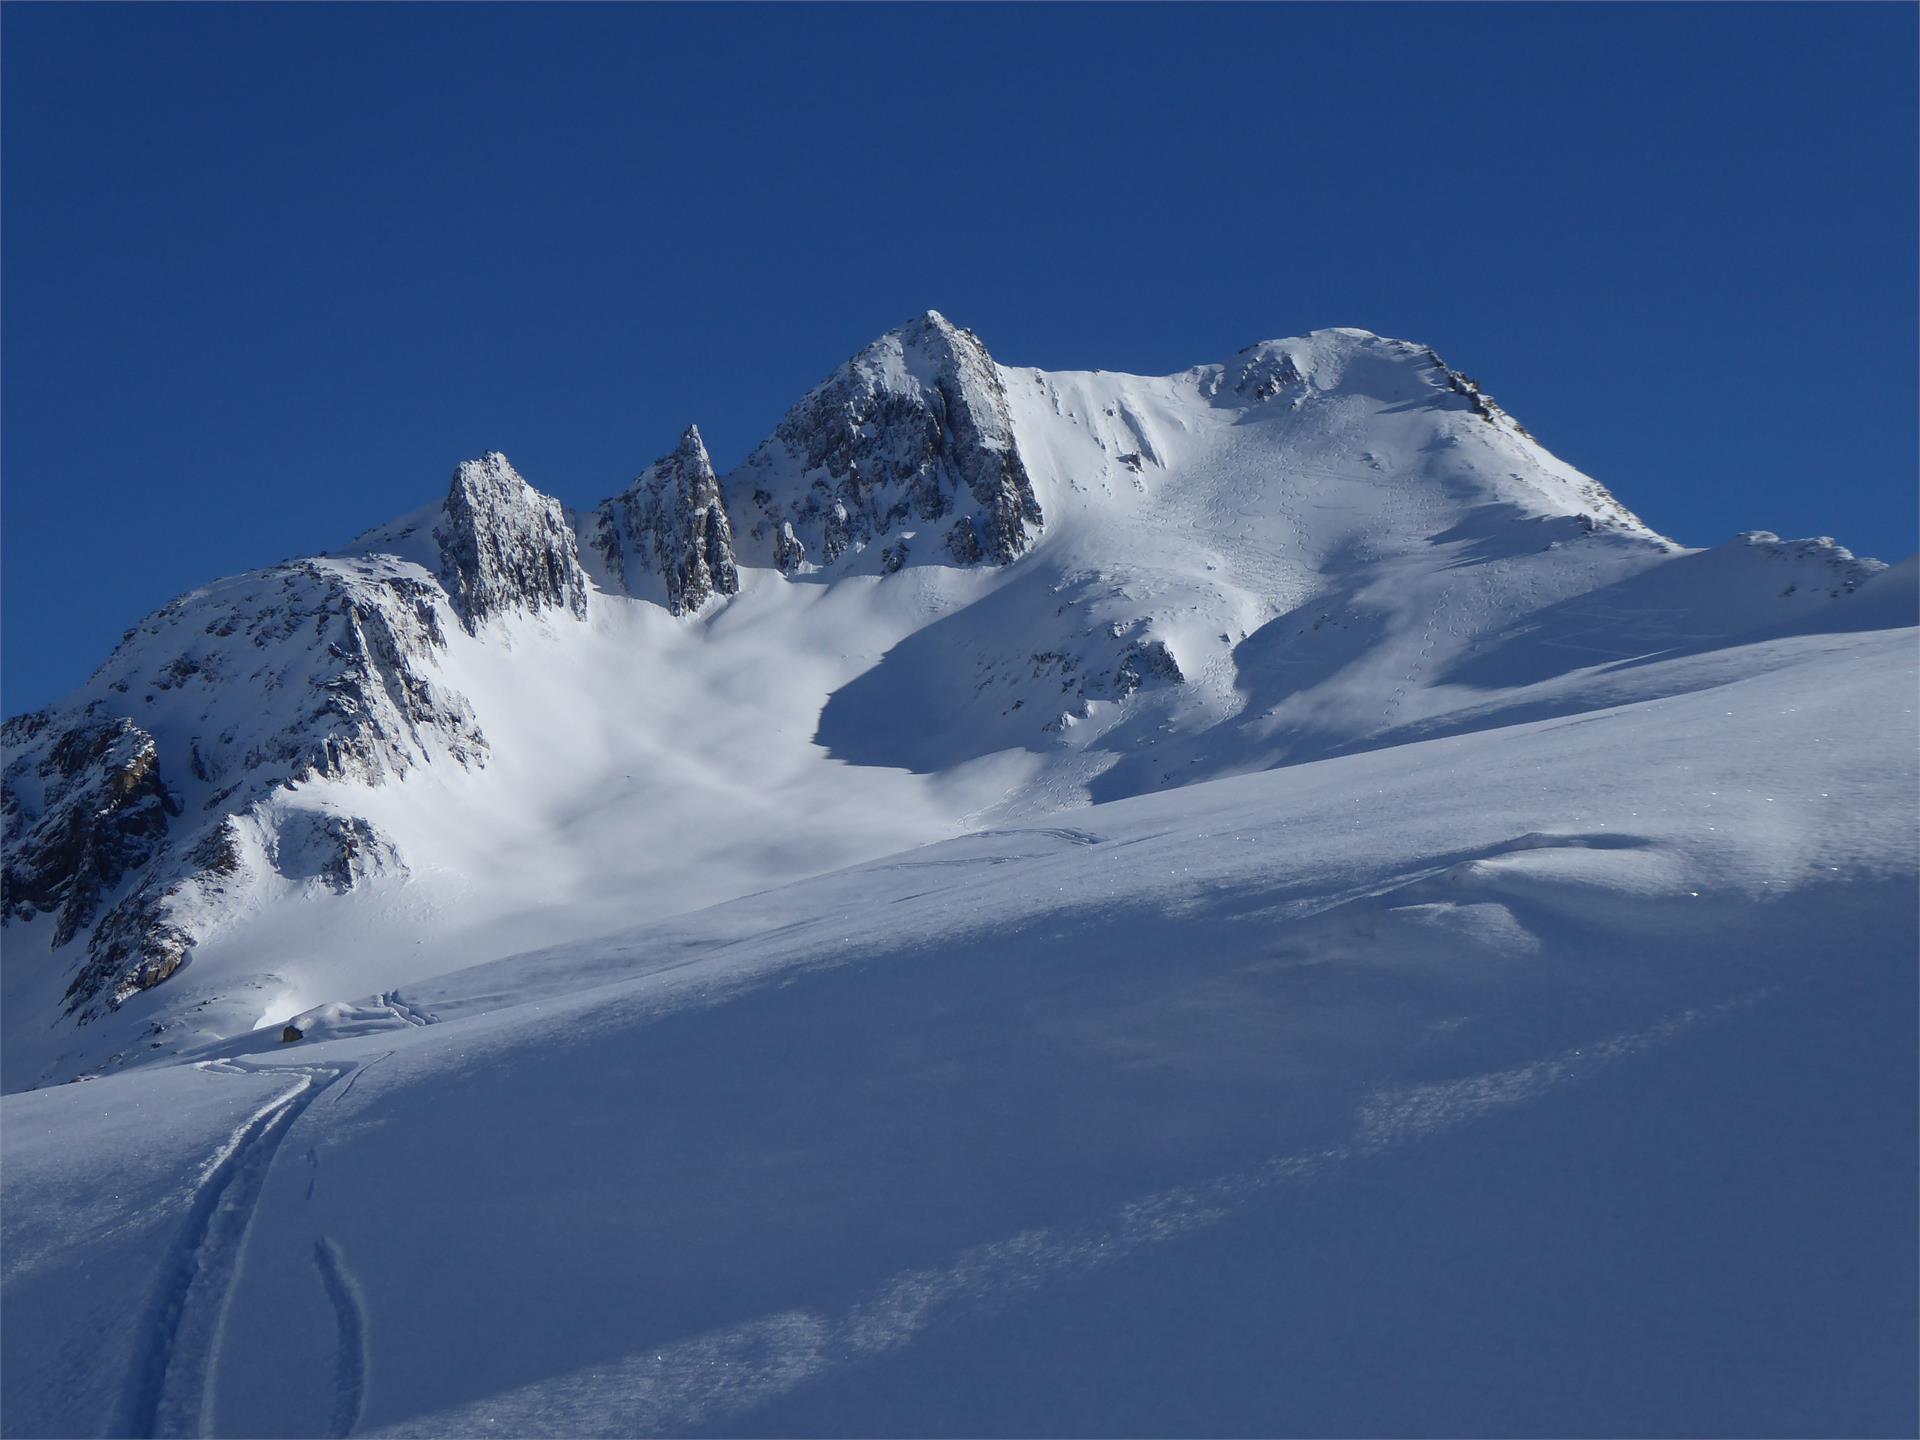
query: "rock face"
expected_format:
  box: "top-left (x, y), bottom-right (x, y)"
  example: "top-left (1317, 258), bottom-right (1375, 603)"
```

top-left (592, 426), bottom-right (741, 615)
top-left (0, 453), bottom-right (589, 1023)
top-left (732, 310), bottom-right (1043, 572)
top-left (436, 453), bottom-right (591, 631)
top-left (2, 717), bottom-right (177, 952)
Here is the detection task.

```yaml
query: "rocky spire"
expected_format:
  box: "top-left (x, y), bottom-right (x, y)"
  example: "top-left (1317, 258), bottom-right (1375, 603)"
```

top-left (732, 310), bottom-right (1043, 573)
top-left (592, 425), bottom-right (741, 616)
top-left (435, 452), bottom-right (591, 632)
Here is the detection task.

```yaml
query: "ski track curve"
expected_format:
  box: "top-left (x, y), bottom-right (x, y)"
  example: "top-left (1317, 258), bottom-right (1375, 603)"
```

top-left (114, 1058), bottom-right (355, 1439)
top-left (313, 1236), bottom-right (371, 1440)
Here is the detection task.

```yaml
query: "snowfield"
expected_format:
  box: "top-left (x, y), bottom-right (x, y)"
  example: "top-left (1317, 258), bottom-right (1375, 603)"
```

top-left (3, 319), bottom-right (1915, 1436)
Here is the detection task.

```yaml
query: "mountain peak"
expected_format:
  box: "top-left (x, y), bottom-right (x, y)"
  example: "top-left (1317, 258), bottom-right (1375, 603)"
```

top-left (591, 426), bottom-right (740, 615)
top-left (672, 423), bottom-right (716, 478)
top-left (734, 310), bottom-right (1042, 572)
top-left (435, 452), bottom-right (590, 632)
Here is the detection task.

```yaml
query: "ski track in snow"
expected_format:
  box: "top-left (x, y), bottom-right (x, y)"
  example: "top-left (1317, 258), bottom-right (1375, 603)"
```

top-left (6, 323), bottom-right (1910, 1438)
top-left (113, 1059), bottom-right (355, 1440)
top-left (370, 991), bottom-right (1769, 1439)
top-left (313, 1236), bottom-right (370, 1440)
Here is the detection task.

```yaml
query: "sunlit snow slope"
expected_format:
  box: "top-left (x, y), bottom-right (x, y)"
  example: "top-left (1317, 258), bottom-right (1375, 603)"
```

top-left (3, 316), bottom-right (1914, 1436)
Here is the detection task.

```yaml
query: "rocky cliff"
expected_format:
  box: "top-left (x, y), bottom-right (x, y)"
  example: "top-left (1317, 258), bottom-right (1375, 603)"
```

top-left (1, 454), bottom-right (590, 1024)
top-left (436, 452), bottom-right (591, 630)
top-left (591, 425), bottom-right (741, 614)
top-left (731, 310), bottom-right (1043, 572)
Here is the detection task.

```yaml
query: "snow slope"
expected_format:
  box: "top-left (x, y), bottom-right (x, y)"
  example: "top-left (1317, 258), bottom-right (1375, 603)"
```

top-left (3, 319), bottom-right (1895, 1092)
top-left (4, 621), bottom-right (1913, 1436)
top-left (3, 314), bottom-right (1915, 1434)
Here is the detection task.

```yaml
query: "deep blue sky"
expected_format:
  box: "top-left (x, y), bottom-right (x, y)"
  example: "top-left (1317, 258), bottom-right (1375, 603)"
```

top-left (5, 3), bottom-right (1915, 715)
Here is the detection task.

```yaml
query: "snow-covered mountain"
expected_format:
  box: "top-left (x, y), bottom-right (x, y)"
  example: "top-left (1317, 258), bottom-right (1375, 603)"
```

top-left (5, 314), bottom-right (1895, 1088)
top-left (3, 315), bottom-right (1914, 1437)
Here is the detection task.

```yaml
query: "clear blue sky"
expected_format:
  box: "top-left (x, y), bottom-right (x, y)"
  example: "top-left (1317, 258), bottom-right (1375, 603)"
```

top-left (4, 3), bottom-right (1914, 716)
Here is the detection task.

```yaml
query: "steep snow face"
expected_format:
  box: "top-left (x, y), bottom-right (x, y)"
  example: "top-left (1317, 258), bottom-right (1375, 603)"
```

top-left (586, 425), bottom-right (740, 614)
top-left (821, 326), bottom-right (1727, 794)
top-left (729, 310), bottom-right (1043, 572)
top-left (1, 316), bottom-right (1905, 1092)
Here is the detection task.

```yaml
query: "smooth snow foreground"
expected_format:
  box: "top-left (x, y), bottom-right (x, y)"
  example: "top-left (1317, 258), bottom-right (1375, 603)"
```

top-left (6, 629), bottom-right (1915, 1436)
top-left (2, 319), bottom-right (1916, 1436)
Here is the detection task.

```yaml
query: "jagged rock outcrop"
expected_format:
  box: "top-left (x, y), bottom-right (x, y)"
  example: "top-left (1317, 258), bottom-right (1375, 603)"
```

top-left (4, 450), bottom-right (591, 1024)
top-left (2, 716), bottom-right (178, 949)
top-left (436, 452), bottom-right (591, 631)
top-left (1227, 345), bottom-right (1306, 402)
top-left (3, 542), bottom-right (494, 1018)
top-left (733, 310), bottom-right (1043, 572)
top-left (1732, 531), bottom-right (1885, 597)
top-left (1030, 625), bottom-right (1186, 733)
top-left (591, 426), bottom-right (741, 615)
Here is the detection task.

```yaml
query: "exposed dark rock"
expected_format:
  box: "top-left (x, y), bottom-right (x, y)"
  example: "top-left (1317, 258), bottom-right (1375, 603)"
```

top-left (63, 881), bottom-right (196, 1013)
top-left (592, 426), bottom-right (741, 615)
top-left (1114, 637), bottom-right (1185, 697)
top-left (271, 811), bottom-right (405, 893)
top-left (2, 717), bottom-right (177, 949)
top-left (1231, 349), bottom-right (1304, 401)
top-left (946, 517), bottom-right (983, 565)
top-left (735, 311), bottom-right (1043, 572)
top-left (436, 452), bottom-right (591, 632)
top-left (5, 546), bottom-right (483, 1019)
top-left (773, 521), bottom-right (806, 574)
